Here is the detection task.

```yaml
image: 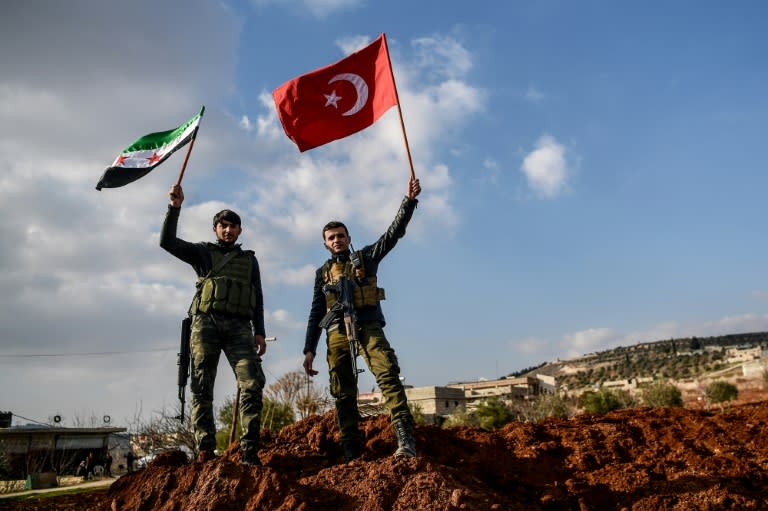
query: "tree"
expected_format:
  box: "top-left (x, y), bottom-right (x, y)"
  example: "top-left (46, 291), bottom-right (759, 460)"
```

top-left (295, 382), bottom-right (330, 420)
top-left (475, 397), bottom-right (513, 430)
top-left (705, 381), bottom-right (738, 404)
top-left (260, 398), bottom-right (295, 433)
top-left (641, 382), bottom-right (683, 408)
top-left (689, 337), bottom-right (702, 350)
top-left (265, 371), bottom-right (331, 420)
top-left (135, 404), bottom-right (196, 457)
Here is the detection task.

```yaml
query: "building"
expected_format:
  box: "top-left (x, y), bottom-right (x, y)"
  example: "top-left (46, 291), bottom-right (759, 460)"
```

top-left (447, 376), bottom-right (547, 411)
top-left (355, 376), bottom-right (553, 424)
top-left (0, 424), bottom-right (126, 479)
top-left (406, 386), bottom-right (465, 423)
top-left (357, 386), bottom-right (466, 424)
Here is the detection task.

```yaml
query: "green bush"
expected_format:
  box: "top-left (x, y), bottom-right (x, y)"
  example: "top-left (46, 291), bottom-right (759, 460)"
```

top-left (641, 382), bottom-right (683, 408)
top-left (578, 388), bottom-right (626, 415)
top-left (409, 402), bottom-right (427, 426)
top-left (475, 397), bottom-right (513, 430)
top-left (705, 381), bottom-right (738, 404)
top-left (527, 393), bottom-right (570, 421)
top-left (441, 408), bottom-right (478, 429)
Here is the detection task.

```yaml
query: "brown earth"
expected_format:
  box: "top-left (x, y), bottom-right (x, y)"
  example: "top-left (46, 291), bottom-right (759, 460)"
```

top-left (5, 395), bottom-right (768, 511)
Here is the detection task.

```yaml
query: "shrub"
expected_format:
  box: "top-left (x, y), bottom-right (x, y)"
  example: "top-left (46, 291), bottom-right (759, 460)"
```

top-left (475, 397), bottom-right (513, 430)
top-left (641, 382), bottom-right (683, 408)
top-left (705, 381), bottom-right (738, 404)
top-left (519, 393), bottom-right (571, 422)
top-left (578, 388), bottom-right (627, 415)
top-left (409, 403), bottom-right (427, 426)
top-left (441, 408), bottom-right (478, 429)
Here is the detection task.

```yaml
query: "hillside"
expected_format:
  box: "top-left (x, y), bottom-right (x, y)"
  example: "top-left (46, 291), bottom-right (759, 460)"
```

top-left (515, 331), bottom-right (768, 391)
top-left (5, 395), bottom-right (768, 511)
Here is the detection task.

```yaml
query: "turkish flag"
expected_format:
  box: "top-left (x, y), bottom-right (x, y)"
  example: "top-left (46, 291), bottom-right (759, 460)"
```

top-left (273, 33), bottom-right (398, 152)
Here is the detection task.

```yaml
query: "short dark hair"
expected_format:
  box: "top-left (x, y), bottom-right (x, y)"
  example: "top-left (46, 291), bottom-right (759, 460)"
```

top-left (213, 209), bottom-right (241, 227)
top-left (322, 221), bottom-right (348, 239)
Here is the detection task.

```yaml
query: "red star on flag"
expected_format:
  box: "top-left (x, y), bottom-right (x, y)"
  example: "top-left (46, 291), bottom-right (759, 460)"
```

top-left (114, 154), bottom-right (128, 166)
top-left (146, 152), bottom-right (161, 164)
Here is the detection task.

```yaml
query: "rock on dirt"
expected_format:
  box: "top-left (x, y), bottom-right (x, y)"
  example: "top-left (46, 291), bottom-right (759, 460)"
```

top-left (4, 400), bottom-right (768, 510)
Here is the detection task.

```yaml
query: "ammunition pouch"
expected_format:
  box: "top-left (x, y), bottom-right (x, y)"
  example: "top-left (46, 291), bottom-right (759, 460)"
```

top-left (323, 258), bottom-right (385, 311)
top-left (192, 276), bottom-right (256, 318)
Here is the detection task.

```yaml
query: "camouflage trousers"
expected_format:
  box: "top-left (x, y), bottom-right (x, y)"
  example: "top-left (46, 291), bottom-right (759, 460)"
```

top-left (190, 313), bottom-right (265, 452)
top-left (326, 321), bottom-right (412, 443)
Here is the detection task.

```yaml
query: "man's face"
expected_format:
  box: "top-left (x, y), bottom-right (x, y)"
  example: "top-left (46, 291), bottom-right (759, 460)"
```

top-left (214, 220), bottom-right (242, 245)
top-left (323, 226), bottom-right (350, 254)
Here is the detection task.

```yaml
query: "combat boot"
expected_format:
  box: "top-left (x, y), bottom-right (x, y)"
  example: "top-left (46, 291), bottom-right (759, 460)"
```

top-left (392, 418), bottom-right (417, 458)
top-left (240, 445), bottom-right (261, 466)
top-left (341, 438), bottom-right (361, 462)
top-left (196, 449), bottom-right (216, 463)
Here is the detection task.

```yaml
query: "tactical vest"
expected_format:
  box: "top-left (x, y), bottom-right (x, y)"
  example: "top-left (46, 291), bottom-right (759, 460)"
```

top-left (322, 255), bottom-right (385, 311)
top-left (191, 247), bottom-right (257, 318)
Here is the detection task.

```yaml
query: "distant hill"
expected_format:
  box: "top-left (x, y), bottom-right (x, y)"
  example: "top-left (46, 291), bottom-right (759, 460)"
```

top-left (511, 331), bottom-right (768, 389)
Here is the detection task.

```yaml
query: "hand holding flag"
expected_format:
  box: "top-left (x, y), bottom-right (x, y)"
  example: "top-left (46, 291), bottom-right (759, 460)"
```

top-left (95, 106), bottom-right (204, 190)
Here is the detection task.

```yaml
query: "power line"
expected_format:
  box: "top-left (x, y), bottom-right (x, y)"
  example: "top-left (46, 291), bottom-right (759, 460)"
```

top-left (0, 348), bottom-right (174, 358)
top-left (9, 412), bottom-right (54, 427)
top-left (1, 337), bottom-right (279, 359)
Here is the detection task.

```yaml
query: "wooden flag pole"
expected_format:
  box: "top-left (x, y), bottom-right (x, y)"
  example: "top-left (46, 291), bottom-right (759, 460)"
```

top-left (229, 387), bottom-right (241, 445)
top-left (382, 34), bottom-right (416, 181)
top-left (174, 127), bottom-right (199, 187)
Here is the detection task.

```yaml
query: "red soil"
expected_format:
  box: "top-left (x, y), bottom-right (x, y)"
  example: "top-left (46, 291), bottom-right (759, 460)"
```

top-left (6, 398), bottom-right (768, 510)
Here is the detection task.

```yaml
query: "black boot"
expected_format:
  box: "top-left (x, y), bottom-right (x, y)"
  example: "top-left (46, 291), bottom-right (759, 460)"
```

top-left (240, 444), bottom-right (261, 466)
top-left (341, 438), bottom-right (361, 462)
top-left (392, 418), bottom-right (417, 458)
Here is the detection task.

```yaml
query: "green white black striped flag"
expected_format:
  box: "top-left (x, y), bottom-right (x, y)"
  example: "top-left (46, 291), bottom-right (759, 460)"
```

top-left (95, 106), bottom-right (204, 190)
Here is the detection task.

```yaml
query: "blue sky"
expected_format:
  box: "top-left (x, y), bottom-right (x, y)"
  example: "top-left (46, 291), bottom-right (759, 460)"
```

top-left (1, 0), bottom-right (767, 427)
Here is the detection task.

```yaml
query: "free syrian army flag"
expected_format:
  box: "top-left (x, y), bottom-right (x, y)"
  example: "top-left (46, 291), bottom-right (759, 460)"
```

top-left (95, 106), bottom-right (204, 190)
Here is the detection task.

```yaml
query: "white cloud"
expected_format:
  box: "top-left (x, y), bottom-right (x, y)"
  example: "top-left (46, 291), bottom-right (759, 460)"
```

top-left (411, 35), bottom-right (473, 80)
top-left (252, 0), bottom-right (363, 18)
top-left (521, 134), bottom-right (569, 198)
top-left (561, 328), bottom-right (617, 357)
top-left (336, 34), bottom-right (376, 55)
top-left (514, 336), bottom-right (550, 355)
top-left (239, 115), bottom-right (253, 132)
top-left (525, 85), bottom-right (545, 103)
top-left (557, 313), bottom-right (768, 360)
top-left (483, 158), bottom-right (499, 171)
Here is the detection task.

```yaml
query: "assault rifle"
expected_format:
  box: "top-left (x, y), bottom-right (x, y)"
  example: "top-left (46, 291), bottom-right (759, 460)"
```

top-left (176, 317), bottom-right (192, 422)
top-left (319, 276), bottom-right (364, 381)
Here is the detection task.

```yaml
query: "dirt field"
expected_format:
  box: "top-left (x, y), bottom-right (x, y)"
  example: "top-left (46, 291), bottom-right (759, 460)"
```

top-left (4, 394), bottom-right (768, 511)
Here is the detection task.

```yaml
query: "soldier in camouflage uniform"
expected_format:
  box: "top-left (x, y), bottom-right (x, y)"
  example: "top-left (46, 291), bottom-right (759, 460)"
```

top-left (303, 177), bottom-right (421, 461)
top-left (160, 184), bottom-right (267, 466)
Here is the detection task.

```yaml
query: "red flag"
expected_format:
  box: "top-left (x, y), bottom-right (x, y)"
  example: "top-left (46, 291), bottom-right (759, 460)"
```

top-left (272, 33), bottom-right (398, 152)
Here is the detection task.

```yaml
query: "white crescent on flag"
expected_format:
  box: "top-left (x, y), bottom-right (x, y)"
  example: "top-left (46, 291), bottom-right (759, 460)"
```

top-left (328, 73), bottom-right (369, 116)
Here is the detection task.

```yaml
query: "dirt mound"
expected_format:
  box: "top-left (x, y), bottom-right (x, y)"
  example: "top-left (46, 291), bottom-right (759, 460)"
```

top-left (6, 401), bottom-right (768, 510)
